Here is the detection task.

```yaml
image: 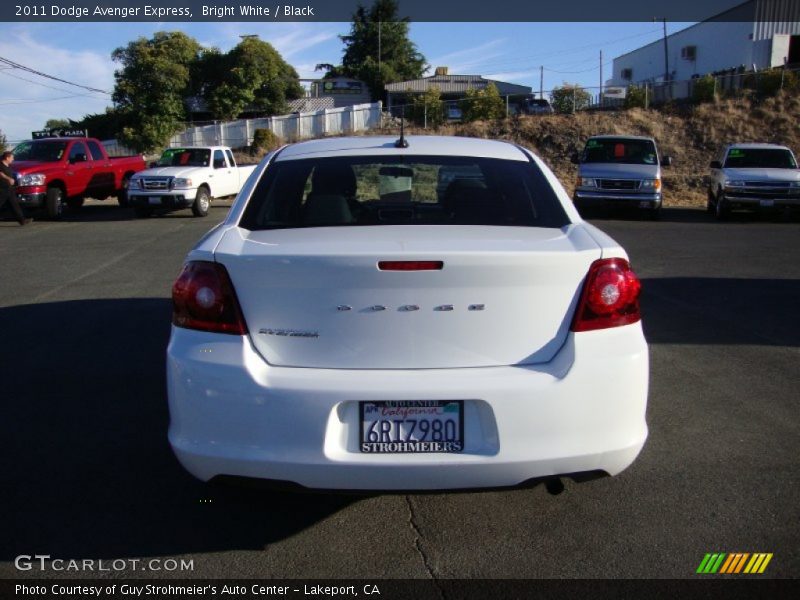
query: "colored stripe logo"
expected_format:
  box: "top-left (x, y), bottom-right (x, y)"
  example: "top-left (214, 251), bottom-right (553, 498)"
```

top-left (696, 553), bottom-right (773, 574)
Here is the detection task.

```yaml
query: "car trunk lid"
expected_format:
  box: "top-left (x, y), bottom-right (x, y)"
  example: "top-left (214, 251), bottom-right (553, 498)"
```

top-left (214, 225), bottom-right (601, 369)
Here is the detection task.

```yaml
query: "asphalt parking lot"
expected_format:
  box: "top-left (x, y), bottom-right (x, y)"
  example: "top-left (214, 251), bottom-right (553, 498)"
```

top-left (1, 202), bottom-right (798, 581)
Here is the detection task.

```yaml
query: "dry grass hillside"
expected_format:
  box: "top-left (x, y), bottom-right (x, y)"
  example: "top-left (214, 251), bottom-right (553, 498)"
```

top-left (371, 93), bottom-right (800, 207)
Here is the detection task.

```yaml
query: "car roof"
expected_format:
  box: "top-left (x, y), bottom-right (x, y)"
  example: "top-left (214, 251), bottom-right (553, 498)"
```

top-left (726, 143), bottom-right (792, 150)
top-left (275, 135), bottom-right (529, 162)
top-left (586, 135), bottom-right (655, 142)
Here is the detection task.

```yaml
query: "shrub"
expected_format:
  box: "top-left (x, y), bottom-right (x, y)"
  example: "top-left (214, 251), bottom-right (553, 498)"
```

top-left (251, 128), bottom-right (282, 153)
top-left (409, 86), bottom-right (446, 128)
top-left (624, 85), bottom-right (647, 109)
top-left (756, 68), bottom-right (799, 96)
top-left (692, 75), bottom-right (717, 104)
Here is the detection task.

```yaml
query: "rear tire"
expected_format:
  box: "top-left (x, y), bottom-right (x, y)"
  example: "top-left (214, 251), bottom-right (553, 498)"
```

top-left (45, 187), bottom-right (65, 220)
top-left (192, 187), bottom-right (210, 217)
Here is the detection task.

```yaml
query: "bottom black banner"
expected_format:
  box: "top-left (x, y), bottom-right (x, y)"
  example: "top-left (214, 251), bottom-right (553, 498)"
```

top-left (2, 579), bottom-right (799, 600)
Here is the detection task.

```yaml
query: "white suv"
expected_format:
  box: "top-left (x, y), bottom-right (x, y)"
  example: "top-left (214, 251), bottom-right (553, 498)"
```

top-left (708, 143), bottom-right (800, 220)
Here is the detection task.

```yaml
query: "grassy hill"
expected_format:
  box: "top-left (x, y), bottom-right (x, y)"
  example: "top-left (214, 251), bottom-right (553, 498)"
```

top-left (380, 93), bottom-right (800, 208)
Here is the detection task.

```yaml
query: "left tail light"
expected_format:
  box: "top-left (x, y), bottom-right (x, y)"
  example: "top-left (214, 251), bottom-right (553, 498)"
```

top-left (172, 261), bottom-right (247, 335)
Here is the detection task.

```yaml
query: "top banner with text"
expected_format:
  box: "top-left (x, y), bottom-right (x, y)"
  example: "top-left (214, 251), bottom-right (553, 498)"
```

top-left (2, 0), bottom-right (765, 23)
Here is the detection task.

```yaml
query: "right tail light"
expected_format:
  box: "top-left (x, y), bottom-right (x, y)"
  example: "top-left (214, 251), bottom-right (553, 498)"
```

top-left (571, 258), bottom-right (641, 332)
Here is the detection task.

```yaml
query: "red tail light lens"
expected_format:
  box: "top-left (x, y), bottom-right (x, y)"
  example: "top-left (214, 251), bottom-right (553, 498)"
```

top-left (172, 261), bottom-right (247, 335)
top-left (571, 258), bottom-right (641, 332)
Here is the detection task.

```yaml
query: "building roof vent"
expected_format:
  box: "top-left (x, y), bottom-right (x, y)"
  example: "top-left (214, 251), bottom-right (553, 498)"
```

top-left (434, 66), bottom-right (449, 76)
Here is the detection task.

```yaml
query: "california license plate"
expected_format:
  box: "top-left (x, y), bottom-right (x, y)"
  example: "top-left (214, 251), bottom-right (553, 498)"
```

top-left (760, 199), bottom-right (774, 207)
top-left (148, 197), bottom-right (162, 205)
top-left (359, 400), bottom-right (464, 453)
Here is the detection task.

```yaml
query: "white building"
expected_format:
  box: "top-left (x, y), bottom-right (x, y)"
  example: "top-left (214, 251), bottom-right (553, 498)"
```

top-left (610, 0), bottom-right (800, 87)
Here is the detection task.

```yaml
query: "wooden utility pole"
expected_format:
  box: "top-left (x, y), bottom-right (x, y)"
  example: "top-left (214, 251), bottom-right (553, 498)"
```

top-left (599, 50), bottom-right (603, 107)
top-left (654, 17), bottom-right (669, 96)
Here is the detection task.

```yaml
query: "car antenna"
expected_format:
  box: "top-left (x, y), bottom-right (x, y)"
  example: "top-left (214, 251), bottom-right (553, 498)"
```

top-left (394, 105), bottom-right (409, 148)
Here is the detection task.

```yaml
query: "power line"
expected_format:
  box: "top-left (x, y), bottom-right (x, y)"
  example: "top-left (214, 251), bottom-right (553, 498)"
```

top-left (432, 27), bottom-right (663, 76)
top-left (545, 61), bottom-right (614, 75)
top-left (0, 55), bottom-right (110, 94)
top-left (0, 70), bottom-right (108, 100)
top-left (0, 95), bottom-right (87, 106)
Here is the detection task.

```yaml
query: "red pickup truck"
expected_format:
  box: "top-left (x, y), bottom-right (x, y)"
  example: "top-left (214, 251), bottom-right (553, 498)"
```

top-left (12, 132), bottom-right (146, 219)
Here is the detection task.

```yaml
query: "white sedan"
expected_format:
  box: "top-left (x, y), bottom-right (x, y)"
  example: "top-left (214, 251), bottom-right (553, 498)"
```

top-left (167, 135), bottom-right (649, 491)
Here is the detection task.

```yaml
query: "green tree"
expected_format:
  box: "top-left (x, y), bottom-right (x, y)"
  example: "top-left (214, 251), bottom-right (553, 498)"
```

top-left (0, 129), bottom-right (6, 153)
top-left (112, 31), bottom-right (203, 152)
top-left (71, 108), bottom-right (127, 141)
top-left (550, 83), bottom-right (591, 114)
top-left (203, 37), bottom-right (303, 120)
top-left (409, 86), bottom-right (445, 127)
top-left (460, 83), bottom-right (505, 122)
top-left (44, 118), bottom-right (71, 130)
top-left (334, 0), bottom-right (426, 101)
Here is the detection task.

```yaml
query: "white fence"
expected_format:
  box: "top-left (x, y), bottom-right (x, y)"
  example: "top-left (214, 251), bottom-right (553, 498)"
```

top-left (101, 139), bottom-right (138, 157)
top-left (168, 102), bottom-right (383, 148)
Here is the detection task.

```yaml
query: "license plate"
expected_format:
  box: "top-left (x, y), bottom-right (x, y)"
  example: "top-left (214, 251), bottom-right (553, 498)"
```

top-left (148, 197), bottom-right (162, 206)
top-left (760, 199), bottom-right (774, 207)
top-left (359, 400), bottom-right (464, 453)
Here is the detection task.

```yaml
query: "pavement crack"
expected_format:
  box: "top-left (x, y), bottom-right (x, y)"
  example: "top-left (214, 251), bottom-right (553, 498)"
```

top-left (406, 495), bottom-right (445, 598)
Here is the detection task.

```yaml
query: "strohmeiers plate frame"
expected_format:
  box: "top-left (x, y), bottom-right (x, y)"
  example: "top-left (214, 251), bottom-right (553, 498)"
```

top-left (359, 400), bottom-right (464, 454)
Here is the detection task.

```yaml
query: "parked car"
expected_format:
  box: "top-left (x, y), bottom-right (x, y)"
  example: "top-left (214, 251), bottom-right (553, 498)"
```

top-left (571, 135), bottom-right (672, 219)
top-left (167, 135), bottom-right (649, 491)
top-left (521, 98), bottom-right (554, 115)
top-left (12, 132), bottom-right (146, 219)
top-left (707, 143), bottom-right (800, 220)
top-left (127, 146), bottom-right (258, 218)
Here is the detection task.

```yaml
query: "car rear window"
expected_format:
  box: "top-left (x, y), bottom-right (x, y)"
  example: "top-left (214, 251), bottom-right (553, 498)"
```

top-left (724, 148), bottom-right (797, 169)
top-left (581, 138), bottom-right (658, 165)
top-left (239, 155), bottom-right (570, 230)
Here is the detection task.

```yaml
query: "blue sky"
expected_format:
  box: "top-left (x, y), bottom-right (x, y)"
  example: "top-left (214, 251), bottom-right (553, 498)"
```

top-left (0, 20), bottom-right (694, 143)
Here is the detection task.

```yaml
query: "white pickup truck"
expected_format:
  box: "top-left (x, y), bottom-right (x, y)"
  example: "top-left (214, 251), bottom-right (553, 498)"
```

top-left (127, 146), bottom-right (258, 217)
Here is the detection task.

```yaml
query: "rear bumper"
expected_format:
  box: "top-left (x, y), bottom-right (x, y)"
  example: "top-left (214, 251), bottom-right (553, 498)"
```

top-left (574, 190), bottom-right (661, 209)
top-left (167, 323), bottom-right (649, 490)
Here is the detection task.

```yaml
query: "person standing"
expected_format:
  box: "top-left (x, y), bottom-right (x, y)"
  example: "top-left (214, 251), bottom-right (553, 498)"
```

top-left (0, 151), bottom-right (32, 225)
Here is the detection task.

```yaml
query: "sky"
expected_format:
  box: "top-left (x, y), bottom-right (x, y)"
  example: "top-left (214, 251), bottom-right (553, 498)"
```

top-left (0, 20), bottom-right (697, 144)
